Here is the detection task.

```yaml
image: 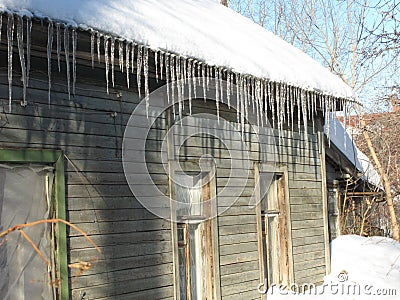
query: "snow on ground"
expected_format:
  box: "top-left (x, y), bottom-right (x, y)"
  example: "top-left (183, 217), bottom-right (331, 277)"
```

top-left (267, 235), bottom-right (400, 300)
top-left (0, 0), bottom-right (354, 99)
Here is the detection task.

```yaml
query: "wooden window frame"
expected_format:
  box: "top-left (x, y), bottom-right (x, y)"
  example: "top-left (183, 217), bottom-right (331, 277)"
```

top-left (169, 160), bottom-right (221, 300)
top-left (0, 148), bottom-right (68, 300)
top-left (255, 163), bottom-right (294, 292)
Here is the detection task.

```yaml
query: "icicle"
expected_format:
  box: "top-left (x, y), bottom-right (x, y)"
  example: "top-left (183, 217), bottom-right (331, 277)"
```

top-left (125, 43), bottom-right (130, 88)
top-left (290, 87), bottom-right (295, 133)
top-left (17, 16), bottom-right (27, 106)
top-left (170, 55), bottom-right (176, 117)
top-left (131, 43), bottom-right (135, 74)
top-left (259, 80), bottom-right (264, 127)
top-left (110, 38), bottom-right (115, 87)
top-left (118, 40), bottom-right (124, 72)
top-left (207, 66), bottom-right (211, 91)
top-left (90, 30), bottom-right (95, 68)
top-left (7, 14), bottom-right (14, 112)
top-left (251, 77), bottom-right (255, 114)
top-left (311, 92), bottom-right (315, 133)
top-left (264, 81), bottom-right (269, 125)
top-left (197, 62), bottom-right (201, 86)
top-left (277, 84), bottom-right (282, 138)
top-left (104, 37), bottom-right (109, 94)
top-left (159, 52), bottom-right (164, 81)
top-left (165, 53), bottom-right (170, 103)
top-left (271, 83), bottom-right (276, 129)
top-left (285, 86), bottom-right (290, 130)
top-left (227, 72), bottom-right (231, 108)
top-left (301, 90), bottom-right (308, 143)
top-left (72, 28), bottom-right (77, 96)
top-left (192, 60), bottom-right (197, 100)
top-left (219, 68), bottom-right (223, 104)
top-left (244, 77), bottom-right (249, 121)
top-left (26, 18), bottom-right (32, 87)
top-left (202, 63), bottom-right (206, 101)
top-left (236, 73), bottom-right (240, 124)
top-left (188, 58), bottom-right (192, 115)
top-left (175, 56), bottom-right (182, 119)
top-left (47, 22), bottom-right (54, 105)
top-left (325, 96), bottom-right (331, 145)
top-left (143, 47), bottom-right (149, 117)
top-left (56, 24), bottom-right (61, 72)
top-left (240, 76), bottom-right (245, 132)
top-left (0, 13), bottom-right (2, 43)
top-left (255, 80), bottom-right (260, 127)
top-left (96, 32), bottom-right (101, 64)
top-left (215, 67), bottom-right (220, 121)
top-left (154, 50), bottom-right (158, 82)
top-left (182, 58), bottom-right (187, 85)
top-left (63, 27), bottom-right (71, 99)
top-left (136, 45), bottom-right (143, 97)
top-left (343, 99), bottom-right (347, 149)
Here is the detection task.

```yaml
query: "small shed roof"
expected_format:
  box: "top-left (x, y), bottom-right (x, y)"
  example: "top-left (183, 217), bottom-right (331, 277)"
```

top-left (1, 0), bottom-right (354, 100)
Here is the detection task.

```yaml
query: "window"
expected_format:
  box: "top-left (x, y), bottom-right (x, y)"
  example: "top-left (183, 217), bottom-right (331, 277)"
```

top-left (256, 164), bottom-right (293, 289)
top-left (0, 149), bottom-right (67, 300)
top-left (171, 163), bottom-right (220, 300)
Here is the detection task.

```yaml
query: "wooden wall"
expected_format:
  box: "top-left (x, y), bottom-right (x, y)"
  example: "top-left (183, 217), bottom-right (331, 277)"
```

top-left (0, 25), bottom-right (329, 299)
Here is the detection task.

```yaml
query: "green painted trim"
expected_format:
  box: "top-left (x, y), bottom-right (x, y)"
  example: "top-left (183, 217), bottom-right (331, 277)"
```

top-left (0, 148), bottom-right (62, 163)
top-left (0, 148), bottom-right (69, 300)
top-left (55, 155), bottom-right (69, 300)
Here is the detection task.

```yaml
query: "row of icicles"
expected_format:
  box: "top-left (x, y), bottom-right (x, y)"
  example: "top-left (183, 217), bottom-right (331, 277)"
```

top-left (3, 12), bottom-right (348, 141)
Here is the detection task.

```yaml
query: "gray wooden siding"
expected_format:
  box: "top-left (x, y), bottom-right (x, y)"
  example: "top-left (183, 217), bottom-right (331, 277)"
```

top-left (1, 27), bottom-right (328, 299)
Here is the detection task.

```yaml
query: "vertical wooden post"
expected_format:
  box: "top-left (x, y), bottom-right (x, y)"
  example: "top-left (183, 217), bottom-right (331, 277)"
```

top-left (318, 132), bottom-right (331, 275)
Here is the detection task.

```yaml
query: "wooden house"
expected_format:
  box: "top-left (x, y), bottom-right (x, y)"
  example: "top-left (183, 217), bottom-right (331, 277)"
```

top-left (0, 1), bottom-right (355, 299)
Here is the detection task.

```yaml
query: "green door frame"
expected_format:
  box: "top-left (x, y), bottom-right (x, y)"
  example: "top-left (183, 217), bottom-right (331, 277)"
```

top-left (0, 148), bottom-right (68, 300)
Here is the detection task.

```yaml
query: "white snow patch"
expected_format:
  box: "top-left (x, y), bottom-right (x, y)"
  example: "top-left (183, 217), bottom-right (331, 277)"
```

top-left (0, 0), bottom-right (354, 99)
top-left (326, 114), bottom-right (381, 187)
top-left (267, 235), bottom-right (400, 300)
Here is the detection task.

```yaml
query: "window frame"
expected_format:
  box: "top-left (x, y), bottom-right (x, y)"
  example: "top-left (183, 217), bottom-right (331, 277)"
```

top-left (254, 163), bottom-right (294, 291)
top-left (0, 148), bottom-right (68, 300)
top-left (169, 160), bottom-right (221, 300)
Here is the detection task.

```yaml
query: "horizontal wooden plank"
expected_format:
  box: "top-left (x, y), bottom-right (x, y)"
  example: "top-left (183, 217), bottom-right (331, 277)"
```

top-left (219, 232), bottom-right (258, 245)
top-left (221, 279), bottom-right (260, 296)
top-left (292, 234), bottom-right (326, 247)
top-left (219, 242), bottom-right (258, 256)
top-left (291, 227), bottom-right (325, 239)
top-left (294, 266), bottom-right (326, 282)
top-left (293, 250), bottom-right (326, 263)
top-left (95, 285), bottom-right (174, 300)
top-left (221, 270), bottom-right (260, 286)
top-left (218, 215), bottom-right (256, 226)
top-left (69, 241), bottom-right (172, 262)
top-left (71, 273), bottom-right (174, 299)
top-left (70, 252), bottom-right (173, 277)
top-left (290, 204), bottom-right (324, 214)
top-left (220, 251), bottom-right (259, 266)
top-left (67, 219), bottom-right (170, 236)
top-left (291, 219), bottom-right (324, 230)
top-left (69, 230), bottom-right (171, 249)
top-left (291, 211), bottom-right (324, 221)
top-left (219, 223), bottom-right (257, 235)
top-left (220, 260), bottom-right (259, 276)
top-left (292, 242), bottom-right (325, 255)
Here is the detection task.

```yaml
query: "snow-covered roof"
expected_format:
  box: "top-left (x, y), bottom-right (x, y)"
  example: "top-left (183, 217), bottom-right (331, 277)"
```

top-left (0, 0), bottom-right (354, 100)
top-left (326, 114), bottom-right (381, 187)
